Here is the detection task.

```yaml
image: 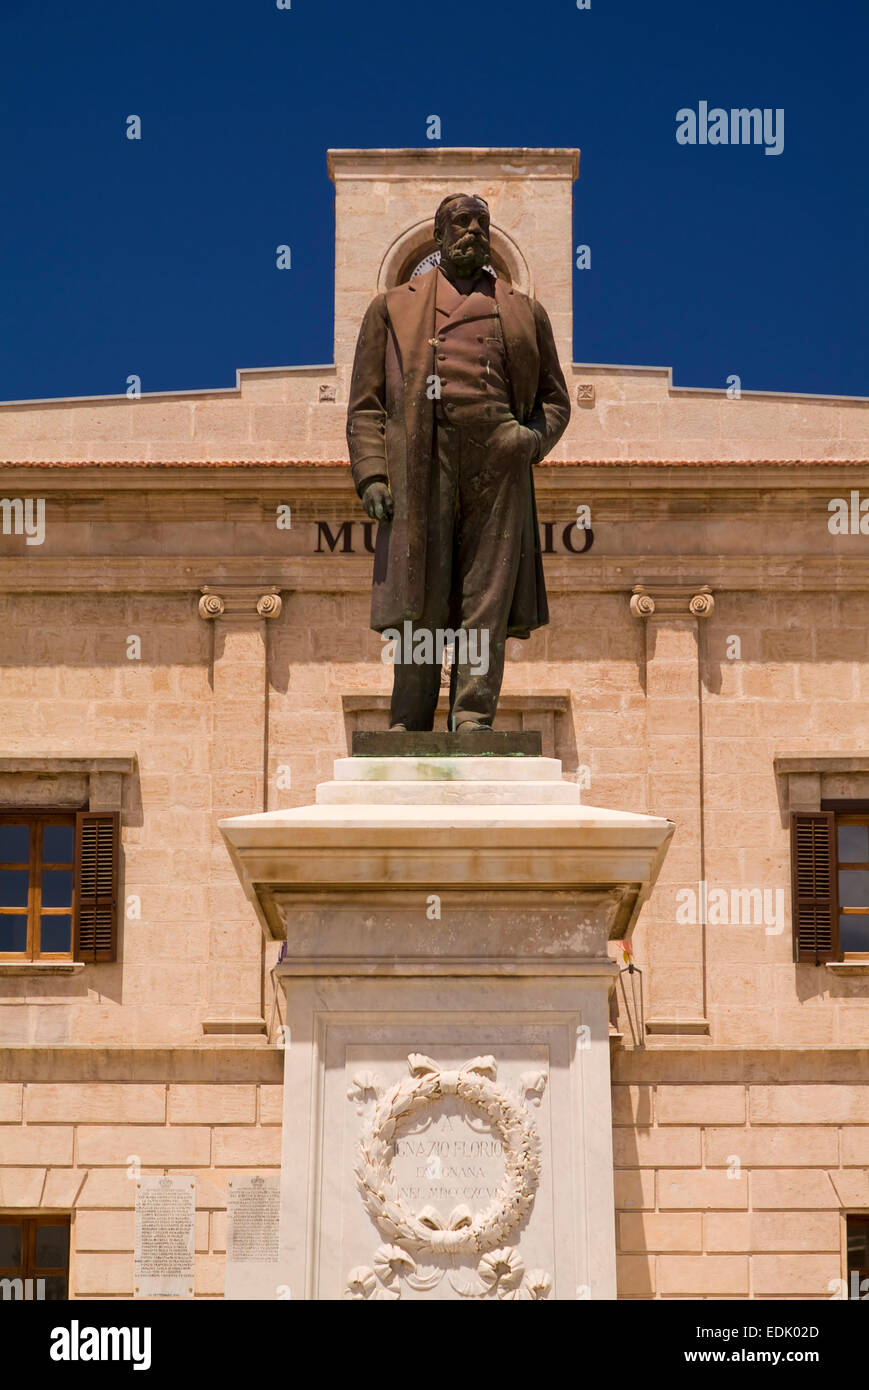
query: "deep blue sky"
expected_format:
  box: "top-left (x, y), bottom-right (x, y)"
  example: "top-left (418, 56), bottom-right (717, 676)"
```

top-left (0, 0), bottom-right (865, 402)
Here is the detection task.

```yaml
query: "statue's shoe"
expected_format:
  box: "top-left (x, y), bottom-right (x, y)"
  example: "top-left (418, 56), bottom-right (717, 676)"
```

top-left (455, 721), bottom-right (491, 735)
top-left (388, 723), bottom-right (408, 732)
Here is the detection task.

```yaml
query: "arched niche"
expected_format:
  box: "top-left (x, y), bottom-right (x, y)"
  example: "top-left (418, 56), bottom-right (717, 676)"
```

top-left (376, 218), bottom-right (532, 294)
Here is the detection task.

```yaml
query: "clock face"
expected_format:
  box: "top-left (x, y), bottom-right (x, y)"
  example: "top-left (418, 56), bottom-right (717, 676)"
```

top-left (409, 250), bottom-right (441, 280)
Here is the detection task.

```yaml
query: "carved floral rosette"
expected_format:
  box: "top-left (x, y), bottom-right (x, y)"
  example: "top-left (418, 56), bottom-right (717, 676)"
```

top-left (344, 1054), bottom-right (552, 1300)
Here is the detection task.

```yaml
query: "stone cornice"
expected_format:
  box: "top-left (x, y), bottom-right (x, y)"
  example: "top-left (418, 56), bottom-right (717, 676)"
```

top-left (614, 1047), bottom-right (869, 1078)
top-left (774, 752), bottom-right (869, 811)
top-left (6, 555), bottom-right (869, 594)
top-left (775, 753), bottom-right (869, 775)
top-left (0, 753), bottom-right (136, 813)
top-left (327, 147), bottom-right (580, 180)
top-left (1, 457), bottom-right (865, 472)
top-left (0, 1046), bottom-right (283, 1081)
top-left (0, 755), bottom-right (135, 774)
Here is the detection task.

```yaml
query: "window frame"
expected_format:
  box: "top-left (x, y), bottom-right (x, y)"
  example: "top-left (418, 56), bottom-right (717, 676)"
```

top-left (846, 1213), bottom-right (869, 1295)
top-left (0, 1214), bottom-right (70, 1299)
top-left (834, 813), bottom-right (869, 961)
top-left (0, 810), bottom-right (77, 962)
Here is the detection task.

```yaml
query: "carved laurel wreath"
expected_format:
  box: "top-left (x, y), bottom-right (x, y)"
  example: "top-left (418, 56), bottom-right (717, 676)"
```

top-left (354, 1053), bottom-right (543, 1257)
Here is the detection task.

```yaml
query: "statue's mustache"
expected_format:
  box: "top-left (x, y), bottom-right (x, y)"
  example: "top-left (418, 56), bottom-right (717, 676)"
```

top-left (450, 234), bottom-right (488, 255)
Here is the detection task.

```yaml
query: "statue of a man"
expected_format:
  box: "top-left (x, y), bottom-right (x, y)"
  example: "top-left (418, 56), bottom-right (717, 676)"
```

top-left (347, 193), bottom-right (570, 733)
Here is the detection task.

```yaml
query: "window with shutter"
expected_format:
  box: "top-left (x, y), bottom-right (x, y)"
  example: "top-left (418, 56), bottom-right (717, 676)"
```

top-left (74, 811), bottom-right (119, 962)
top-left (790, 811), bottom-right (838, 963)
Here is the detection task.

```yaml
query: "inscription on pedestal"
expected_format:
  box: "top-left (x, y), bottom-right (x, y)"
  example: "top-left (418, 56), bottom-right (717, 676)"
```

top-left (342, 1046), bottom-right (553, 1300)
top-left (391, 1104), bottom-right (506, 1211)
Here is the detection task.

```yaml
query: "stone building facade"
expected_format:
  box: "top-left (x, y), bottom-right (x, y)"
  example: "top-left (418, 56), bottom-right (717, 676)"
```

top-left (0, 147), bottom-right (867, 1300)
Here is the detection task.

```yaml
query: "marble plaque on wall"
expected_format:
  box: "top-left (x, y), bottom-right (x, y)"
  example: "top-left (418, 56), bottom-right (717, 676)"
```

top-left (133, 1176), bottom-right (195, 1299)
top-left (225, 1174), bottom-right (290, 1300)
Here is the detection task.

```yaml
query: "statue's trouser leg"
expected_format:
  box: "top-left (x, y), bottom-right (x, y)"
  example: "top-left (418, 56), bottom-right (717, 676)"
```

top-left (387, 421), bottom-right (458, 731)
top-left (449, 422), bottom-right (529, 728)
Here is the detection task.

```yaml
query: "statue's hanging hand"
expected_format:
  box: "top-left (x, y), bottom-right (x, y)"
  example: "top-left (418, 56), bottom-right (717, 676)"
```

top-left (361, 481), bottom-right (394, 523)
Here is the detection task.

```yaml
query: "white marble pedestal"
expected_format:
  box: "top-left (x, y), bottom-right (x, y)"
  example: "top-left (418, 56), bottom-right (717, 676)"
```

top-left (220, 756), bottom-right (673, 1301)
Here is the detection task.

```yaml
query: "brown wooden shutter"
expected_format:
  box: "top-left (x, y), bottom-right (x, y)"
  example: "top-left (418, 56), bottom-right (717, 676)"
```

top-left (74, 812), bottom-right (119, 962)
top-left (790, 811), bottom-right (839, 963)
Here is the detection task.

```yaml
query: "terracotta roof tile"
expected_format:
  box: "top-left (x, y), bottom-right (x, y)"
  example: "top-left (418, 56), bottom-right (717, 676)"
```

top-left (1, 456), bottom-right (866, 469)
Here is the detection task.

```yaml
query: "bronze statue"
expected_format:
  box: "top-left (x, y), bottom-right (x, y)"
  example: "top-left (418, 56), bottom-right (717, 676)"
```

top-left (347, 194), bottom-right (570, 733)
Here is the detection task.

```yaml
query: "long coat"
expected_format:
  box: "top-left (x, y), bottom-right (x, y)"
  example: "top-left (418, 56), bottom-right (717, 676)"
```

top-left (346, 267), bottom-right (570, 637)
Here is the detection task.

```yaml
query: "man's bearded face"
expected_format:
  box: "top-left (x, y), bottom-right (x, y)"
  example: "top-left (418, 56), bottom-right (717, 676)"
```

top-left (438, 198), bottom-right (491, 278)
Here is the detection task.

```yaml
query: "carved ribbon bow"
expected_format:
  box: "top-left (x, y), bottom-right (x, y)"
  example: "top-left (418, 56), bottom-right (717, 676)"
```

top-left (416, 1203), bottom-right (474, 1233)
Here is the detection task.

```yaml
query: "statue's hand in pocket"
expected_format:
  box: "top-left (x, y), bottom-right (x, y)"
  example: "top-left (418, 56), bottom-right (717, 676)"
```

top-left (507, 419), bottom-right (540, 463)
